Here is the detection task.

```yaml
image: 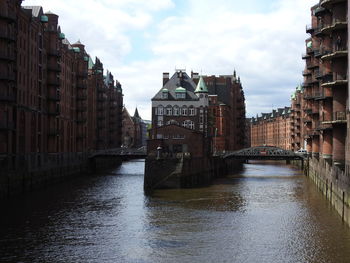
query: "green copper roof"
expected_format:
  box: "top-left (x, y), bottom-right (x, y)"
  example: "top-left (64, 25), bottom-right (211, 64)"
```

top-left (162, 88), bottom-right (169, 92)
top-left (73, 47), bottom-right (80, 53)
top-left (175, 87), bottom-right (186, 92)
top-left (296, 84), bottom-right (302, 92)
top-left (195, 76), bottom-right (208, 93)
top-left (88, 56), bottom-right (94, 69)
top-left (40, 15), bottom-right (48, 22)
top-left (59, 33), bottom-right (65, 39)
top-left (306, 41), bottom-right (312, 48)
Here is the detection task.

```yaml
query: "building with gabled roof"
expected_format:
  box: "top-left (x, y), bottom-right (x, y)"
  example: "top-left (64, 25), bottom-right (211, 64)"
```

top-left (148, 70), bottom-right (210, 157)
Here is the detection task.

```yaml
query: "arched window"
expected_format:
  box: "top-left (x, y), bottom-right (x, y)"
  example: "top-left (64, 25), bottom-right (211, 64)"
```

top-left (157, 106), bottom-right (164, 116)
top-left (189, 106), bottom-right (195, 116)
top-left (173, 106), bottom-right (179, 116)
top-left (181, 106), bottom-right (187, 116)
top-left (166, 106), bottom-right (172, 116)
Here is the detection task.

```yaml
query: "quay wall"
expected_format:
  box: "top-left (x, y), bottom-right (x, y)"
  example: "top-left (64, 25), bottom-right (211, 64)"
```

top-left (0, 153), bottom-right (122, 199)
top-left (144, 156), bottom-right (242, 194)
top-left (293, 157), bottom-right (350, 227)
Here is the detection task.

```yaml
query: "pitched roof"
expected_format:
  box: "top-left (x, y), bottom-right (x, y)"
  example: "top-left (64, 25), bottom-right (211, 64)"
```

top-left (22, 6), bottom-right (43, 17)
top-left (195, 76), bottom-right (208, 93)
top-left (152, 71), bottom-right (198, 101)
top-left (134, 107), bottom-right (141, 119)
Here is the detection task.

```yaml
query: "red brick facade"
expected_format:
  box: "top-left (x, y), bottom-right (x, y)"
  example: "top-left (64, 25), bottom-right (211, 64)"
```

top-left (0, 2), bottom-right (123, 174)
top-left (251, 107), bottom-right (292, 150)
top-left (302, 0), bottom-right (348, 168)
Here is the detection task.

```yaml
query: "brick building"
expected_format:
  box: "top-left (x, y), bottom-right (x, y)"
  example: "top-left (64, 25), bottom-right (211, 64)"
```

top-left (250, 107), bottom-right (292, 150)
top-left (121, 107), bottom-right (148, 148)
top-left (148, 70), bottom-right (210, 157)
top-left (303, 0), bottom-right (348, 167)
top-left (0, 1), bottom-right (123, 194)
top-left (148, 70), bottom-right (246, 157)
top-left (192, 71), bottom-right (246, 152)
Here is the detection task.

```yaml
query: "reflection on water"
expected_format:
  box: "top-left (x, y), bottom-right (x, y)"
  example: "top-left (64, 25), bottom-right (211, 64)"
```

top-left (1, 160), bottom-right (350, 263)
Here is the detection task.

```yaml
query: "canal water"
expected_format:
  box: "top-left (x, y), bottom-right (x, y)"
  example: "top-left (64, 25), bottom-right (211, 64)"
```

top-left (1, 160), bottom-right (350, 263)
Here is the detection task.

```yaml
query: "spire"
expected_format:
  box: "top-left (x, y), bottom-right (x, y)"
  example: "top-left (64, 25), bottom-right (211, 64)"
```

top-left (134, 107), bottom-right (141, 119)
top-left (195, 76), bottom-right (208, 93)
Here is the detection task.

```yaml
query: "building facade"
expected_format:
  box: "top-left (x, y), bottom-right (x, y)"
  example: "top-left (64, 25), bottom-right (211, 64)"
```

top-left (0, 1), bottom-right (123, 196)
top-left (148, 70), bottom-right (246, 157)
top-left (302, 0), bottom-right (348, 167)
top-left (250, 107), bottom-right (292, 150)
top-left (148, 70), bottom-right (210, 157)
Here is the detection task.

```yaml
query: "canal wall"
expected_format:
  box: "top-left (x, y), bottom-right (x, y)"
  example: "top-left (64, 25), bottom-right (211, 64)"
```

top-left (144, 155), bottom-right (242, 194)
top-left (0, 153), bottom-right (122, 199)
top-left (293, 157), bottom-right (350, 227)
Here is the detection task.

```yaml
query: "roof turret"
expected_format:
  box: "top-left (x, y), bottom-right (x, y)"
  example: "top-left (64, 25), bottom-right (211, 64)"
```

top-left (194, 76), bottom-right (208, 93)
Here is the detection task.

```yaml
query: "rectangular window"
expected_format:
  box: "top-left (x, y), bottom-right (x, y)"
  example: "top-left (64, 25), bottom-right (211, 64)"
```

top-left (182, 108), bottom-right (187, 116)
top-left (174, 107), bottom-right (179, 116)
top-left (189, 108), bottom-right (195, 116)
top-left (162, 92), bottom-right (168, 99)
top-left (166, 108), bottom-right (172, 116)
top-left (158, 107), bottom-right (164, 116)
top-left (157, 120), bottom-right (163, 127)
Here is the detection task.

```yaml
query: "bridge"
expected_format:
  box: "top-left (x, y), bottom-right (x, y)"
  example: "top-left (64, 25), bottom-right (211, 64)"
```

top-left (89, 147), bottom-right (147, 160)
top-left (222, 146), bottom-right (305, 161)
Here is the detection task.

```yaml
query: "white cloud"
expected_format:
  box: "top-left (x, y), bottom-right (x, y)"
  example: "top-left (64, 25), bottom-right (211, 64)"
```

top-left (23, 0), bottom-right (318, 120)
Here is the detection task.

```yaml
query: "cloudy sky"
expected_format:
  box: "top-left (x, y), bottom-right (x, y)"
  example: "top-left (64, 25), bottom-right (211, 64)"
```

top-left (24, 0), bottom-right (317, 120)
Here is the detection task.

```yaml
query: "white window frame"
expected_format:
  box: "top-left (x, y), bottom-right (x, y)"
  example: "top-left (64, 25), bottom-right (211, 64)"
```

top-left (173, 107), bottom-right (179, 116)
top-left (166, 107), bottom-right (172, 116)
top-left (158, 106), bottom-right (164, 116)
top-left (182, 107), bottom-right (187, 116)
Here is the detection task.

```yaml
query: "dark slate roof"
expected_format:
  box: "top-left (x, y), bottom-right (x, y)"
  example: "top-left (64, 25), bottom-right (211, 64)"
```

top-left (152, 71), bottom-right (199, 101)
top-left (22, 6), bottom-right (43, 17)
top-left (134, 107), bottom-right (141, 119)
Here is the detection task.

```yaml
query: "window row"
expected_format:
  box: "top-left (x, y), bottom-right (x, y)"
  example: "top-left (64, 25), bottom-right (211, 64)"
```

top-left (156, 106), bottom-right (196, 116)
top-left (157, 119), bottom-right (195, 130)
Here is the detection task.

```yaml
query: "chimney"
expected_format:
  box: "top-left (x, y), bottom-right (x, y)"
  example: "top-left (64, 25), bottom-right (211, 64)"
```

top-left (163, 72), bottom-right (169, 86)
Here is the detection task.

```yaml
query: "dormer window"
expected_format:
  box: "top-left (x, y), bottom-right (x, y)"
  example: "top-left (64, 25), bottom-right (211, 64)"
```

top-left (175, 87), bottom-right (186, 99)
top-left (162, 88), bottom-right (168, 99)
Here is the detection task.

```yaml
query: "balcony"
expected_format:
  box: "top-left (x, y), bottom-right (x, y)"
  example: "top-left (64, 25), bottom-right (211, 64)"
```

top-left (314, 6), bottom-right (327, 16)
top-left (316, 121), bottom-right (332, 131)
top-left (0, 31), bottom-right (16, 42)
top-left (321, 18), bottom-right (347, 35)
top-left (0, 120), bottom-right (15, 130)
top-left (302, 53), bottom-right (311, 59)
top-left (0, 11), bottom-right (16, 22)
top-left (306, 24), bottom-right (315, 34)
top-left (303, 93), bottom-right (313, 100)
top-left (322, 111), bottom-right (347, 124)
top-left (302, 70), bottom-right (311, 76)
top-left (321, 0), bottom-right (347, 9)
top-left (321, 46), bottom-right (348, 61)
top-left (321, 73), bottom-right (348, 87)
